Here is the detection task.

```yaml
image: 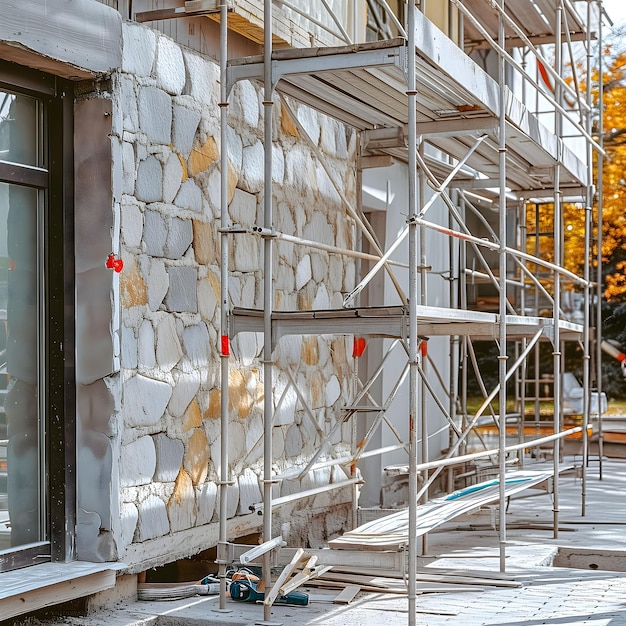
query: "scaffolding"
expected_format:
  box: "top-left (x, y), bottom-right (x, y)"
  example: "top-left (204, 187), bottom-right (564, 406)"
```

top-left (215, 1), bottom-right (605, 624)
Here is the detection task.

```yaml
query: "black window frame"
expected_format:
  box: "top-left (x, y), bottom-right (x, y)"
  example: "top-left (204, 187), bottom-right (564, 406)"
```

top-left (0, 59), bottom-right (75, 572)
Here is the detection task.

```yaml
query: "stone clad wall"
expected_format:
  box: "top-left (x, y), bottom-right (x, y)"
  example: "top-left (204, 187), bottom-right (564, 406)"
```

top-left (112, 22), bottom-right (358, 563)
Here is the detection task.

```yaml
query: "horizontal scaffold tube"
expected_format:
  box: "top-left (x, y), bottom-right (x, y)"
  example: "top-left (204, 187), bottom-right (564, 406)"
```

top-left (416, 216), bottom-right (587, 286)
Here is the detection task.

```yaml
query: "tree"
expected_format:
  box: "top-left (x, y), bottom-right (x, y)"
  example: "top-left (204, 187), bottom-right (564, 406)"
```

top-left (598, 49), bottom-right (626, 301)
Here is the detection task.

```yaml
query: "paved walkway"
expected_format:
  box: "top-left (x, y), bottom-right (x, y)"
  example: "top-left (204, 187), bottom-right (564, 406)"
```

top-left (40, 456), bottom-right (626, 625)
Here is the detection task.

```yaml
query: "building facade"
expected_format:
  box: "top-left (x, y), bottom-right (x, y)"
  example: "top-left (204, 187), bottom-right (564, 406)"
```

top-left (0, 0), bottom-right (603, 621)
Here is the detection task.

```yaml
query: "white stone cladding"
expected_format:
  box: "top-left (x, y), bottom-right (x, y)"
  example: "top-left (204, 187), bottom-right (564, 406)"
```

top-left (112, 22), bottom-right (358, 562)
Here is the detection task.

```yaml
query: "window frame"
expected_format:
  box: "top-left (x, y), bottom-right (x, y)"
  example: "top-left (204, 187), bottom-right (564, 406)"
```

top-left (0, 59), bottom-right (75, 572)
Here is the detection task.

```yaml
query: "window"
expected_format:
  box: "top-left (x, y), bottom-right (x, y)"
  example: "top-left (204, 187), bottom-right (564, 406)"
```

top-left (0, 60), bottom-right (74, 572)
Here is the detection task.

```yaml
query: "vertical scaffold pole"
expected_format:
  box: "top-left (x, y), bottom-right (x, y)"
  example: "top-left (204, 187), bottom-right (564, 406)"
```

top-left (419, 146), bottom-right (428, 557)
top-left (218, 0), bottom-right (231, 611)
top-left (582, 0), bottom-right (595, 516)
top-left (262, 0), bottom-right (275, 622)
top-left (407, 2), bottom-right (419, 625)
top-left (552, 1), bottom-right (563, 540)
top-left (497, 0), bottom-right (509, 572)
top-left (595, 0), bottom-right (605, 480)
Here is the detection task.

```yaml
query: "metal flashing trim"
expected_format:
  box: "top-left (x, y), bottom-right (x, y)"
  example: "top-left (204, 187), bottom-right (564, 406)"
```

top-left (0, 561), bottom-right (126, 621)
top-left (0, 0), bottom-right (122, 79)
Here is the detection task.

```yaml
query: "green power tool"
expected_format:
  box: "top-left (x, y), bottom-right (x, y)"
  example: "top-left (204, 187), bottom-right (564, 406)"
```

top-left (229, 579), bottom-right (309, 606)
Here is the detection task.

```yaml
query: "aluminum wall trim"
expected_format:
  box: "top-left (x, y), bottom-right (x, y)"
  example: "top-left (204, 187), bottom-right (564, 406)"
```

top-left (413, 10), bottom-right (501, 118)
top-left (0, 0), bottom-right (122, 79)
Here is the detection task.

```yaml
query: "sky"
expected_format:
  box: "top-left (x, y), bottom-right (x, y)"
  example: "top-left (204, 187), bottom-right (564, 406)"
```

top-left (604, 0), bottom-right (626, 28)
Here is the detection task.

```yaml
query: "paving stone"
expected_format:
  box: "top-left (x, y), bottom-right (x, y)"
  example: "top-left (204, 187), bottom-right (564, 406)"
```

top-left (163, 152), bottom-right (183, 203)
top-left (317, 162), bottom-right (342, 203)
top-left (227, 421), bottom-right (246, 465)
top-left (304, 211), bottom-right (334, 244)
top-left (138, 320), bottom-right (156, 369)
top-left (285, 144), bottom-right (311, 192)
top-left (184, 428), bottom-right (209, 485)
top-left (119, 501), bottom-right (139, 553)
top-left (122, 22), bottom-right (156, 77)
top-left (335, 120), bottom-right (349, 157)
top-left (274, 379), bottom-right (296, 426)
top-left (205, 167), bottom-right (222, 216)
top-left (313, 282), bottom-right (330, 309)
top-left (192, 220), bottom-right (218, 265)
top-left (297, 105), bottom-right (320, 144)
top-left (182, 322), bottom-right (210, 367)
top-left (121, 324), bottom-right (138, 370)
top-left (136, 156), bottom-right (163, 203)
top-left (182, 48), bottom-right (219, 103)
top-left (320, 116), bottom-right (336, 155)
top-left (272, 144), bottom-right (285, 184)
top-left (237, 79), bottom-right (260, 128)
top-left (165, 217), bottom-right (193, 259)
top-left (172, 102), bottom-right (201, 156)
top-left (233, 332), bottom-right (260, 367)
top-left (325, 374), bottom-right (341, 406)
top-left (144, 208), bottom-right (168, 256)
top-left (155, 314), bottom-right (183, 371)
top-left (168, 370), bottom-right (201, 418)
top-left (229, 188), bottom-right (257, 225)
top-left (295, 254), bottom-right (312, 290)
top-left (244, 415), bottom-right (263, 464)
top-left (174, 178), bottom-right (203, 212)
top-left (284, 423), bottom-right (303, 457)
top-left (233, 234), bottom-right (260, 273)
top-left (310, 251), bottom-right (327, 283)
top-left (195, 481), bottom-right (218, 525)
top-left (135, 494), bottom-right (169, 541)
top-left (121, 197), bottom-right (143, 248)
top-left (165, 266), bottom-right (198, 312)
top-left (124, 374), bottom-right (171, 427)
top-left (214, 482), bottom-right (239, 520)
top-left (156, 36), bottom-right (186, 95)
top-left (143, 257), bottom-right (169, 311)
top-left (119, 75), bottom-right (139, 133)
top-left (241, 140), bottom-right (265, 193)
top-left (225, 125), bottom-right (243, 171)
top-left (138, 86), bottom-right (172, 145)
top-left (167, 469), bottom-right (197, 532)
top-left (237, 468), bottom-right (262, 515)
top-left (120, 435), bottom-right (157, 487)
top-left (197, 276), bottom-right (219, 322)
top-left (154, 433), bottom-right (185, 482)
top-left (272, 426), bottom-right (285, 458)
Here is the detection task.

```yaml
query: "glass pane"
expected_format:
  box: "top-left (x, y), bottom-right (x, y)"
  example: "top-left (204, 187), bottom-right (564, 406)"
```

top-left (0, 91), bottom-right (40, 167)
top-left (0, 181), bottom-right (42, 550)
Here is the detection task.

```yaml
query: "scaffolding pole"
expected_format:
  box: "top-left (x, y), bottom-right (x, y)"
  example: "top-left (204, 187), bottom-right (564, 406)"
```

top-left (262, 0), bottom-right (275, 623)
top-left (215, 4), bottom-right (600, 624)
top-left (217, 0), bottom-right (231, 613)
top-left (497, 0), bottom-right (509, 572)
top-left (581, 0), bottom-right (595, 516)
top-left (595, 0), bottom-right (605, 480)
top-left (406, 2), bottom-right (419, 624)
top-left (552, 1), bottom-right (563, 541)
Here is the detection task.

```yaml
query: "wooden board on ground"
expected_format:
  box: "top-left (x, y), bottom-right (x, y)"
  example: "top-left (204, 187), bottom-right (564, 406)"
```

top-left (329, 470), bottom-right (554, 551)
top-left (328, 566), bottom-right (521, 588)
top-left (315, 572), bottom-right (486, 594)
top-left (333, 585), bottom-right (361, 604)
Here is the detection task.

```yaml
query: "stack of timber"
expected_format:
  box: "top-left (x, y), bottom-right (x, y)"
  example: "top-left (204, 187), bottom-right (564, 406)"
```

top-left (306, 566), bottom-right (522, 596)
top-left (329, 470), bottom-right (554, 551)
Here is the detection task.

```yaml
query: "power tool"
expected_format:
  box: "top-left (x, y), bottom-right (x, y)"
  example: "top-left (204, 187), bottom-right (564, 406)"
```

top-left (229, 578), bottom-right (309, 606)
